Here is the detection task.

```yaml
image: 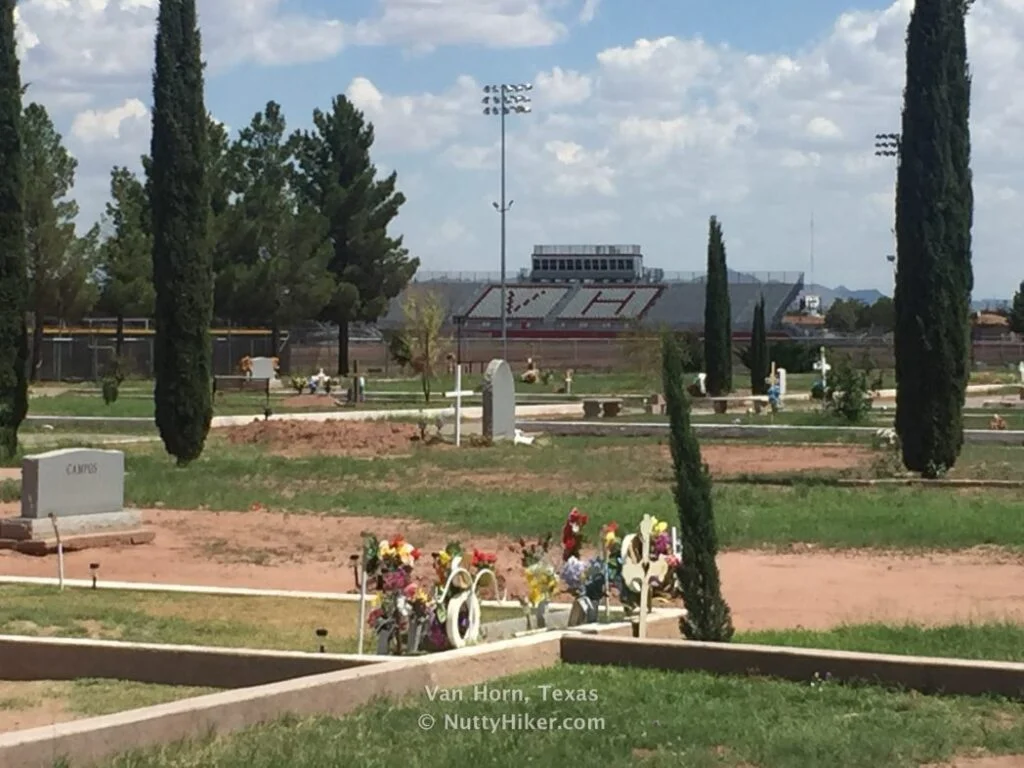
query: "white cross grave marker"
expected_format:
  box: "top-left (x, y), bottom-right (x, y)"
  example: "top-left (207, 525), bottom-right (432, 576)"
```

top-left (445, 364), bottom-right (475, 447)
top-left (620, 514), bottom-right (670, 638)
top-left (1018, 360), bottom-right (1024, 384)
top-left (813, 346), bottom-right (831, 388)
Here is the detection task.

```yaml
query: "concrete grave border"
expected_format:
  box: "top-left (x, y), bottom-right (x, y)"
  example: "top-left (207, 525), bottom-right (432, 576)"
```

top-left (560, 635), bottom-right (1024, 699)
top-left (0, 611), bottom-right (684, 768)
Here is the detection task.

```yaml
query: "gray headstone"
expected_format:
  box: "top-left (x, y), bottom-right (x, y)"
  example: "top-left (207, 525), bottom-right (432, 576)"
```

top-left (249, 357), bottom-right (278, 380)
top-left (20, 448), bottom-right (125, 519)
top-left (482, 359), bottom-right (516, 441)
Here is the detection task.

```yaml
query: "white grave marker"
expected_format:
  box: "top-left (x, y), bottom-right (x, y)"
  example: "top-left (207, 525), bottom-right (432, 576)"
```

top-left (444, 365), bottom-right (475, 447)
top-left (1018, 361), bottom-right (1024, 384)
top-left (813, 346), bottom-right (831, 388)
top-left (620, 515), bottom-right (669, 639)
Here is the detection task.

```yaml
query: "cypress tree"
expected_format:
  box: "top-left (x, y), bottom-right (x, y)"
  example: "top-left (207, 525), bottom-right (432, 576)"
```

top-left (703, 216), bottom-right (732, 396)
top-left (662, 333), bottom-right (733, 642)
top-left (150, 0), bottom-right (212, 466)
top-left (1009, 280), bottom-right (1024, 335)
top-left (0, 1), bottom-right (28, 459)
top-left (749, 294), bottom-right (769, 395)
top-left (894, 0), bottom-right (973, 476)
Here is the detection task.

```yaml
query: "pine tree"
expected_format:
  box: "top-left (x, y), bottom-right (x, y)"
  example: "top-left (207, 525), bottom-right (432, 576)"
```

top-left (290, 95), bottom-right (418, 376)
top-left (749, 294), bottom-right (769, 395)
top-left (703, 216), bottom-right (732, 396)
top-left (1009, 281), bottom-right (1024, 335)
top-left (0, 0), bottom-right (28, 459)
top-left (894, 0), bottom-right (973, 476)
top-left (150, 0), bottom-right (212, 466)
top-left (662, 333), bottom-right (733, 642)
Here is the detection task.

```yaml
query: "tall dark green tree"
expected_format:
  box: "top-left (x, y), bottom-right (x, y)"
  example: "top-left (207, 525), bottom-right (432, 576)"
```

top-left (217, 101), bottom-right (334, 350)
top-left (150, 0), bottom-right (212, 466)
top-left (661, 333), bottom-right (733, 642)
top-left (894, 0), bottom-right (973, 475)
top-left (290, 95), bottom-right (418, 375)
top-left (0, 0), bottom-right (28, 459)
top-left (97, 166), bottom-right (154, 357)
top-left (1009, 281), bottom-right (1024, 335)
top-left (748, 294), bottom-right (769, 395)
top-left (703, 216), bottom-right (732, 395)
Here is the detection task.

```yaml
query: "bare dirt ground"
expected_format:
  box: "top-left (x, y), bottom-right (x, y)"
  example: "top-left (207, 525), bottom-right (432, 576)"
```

top-left (225, 419), bottom-right (425, 457)
top-left (0, 681), bottom-right (70, 732)
top-left (2, 505), bottom-right (1023, 630)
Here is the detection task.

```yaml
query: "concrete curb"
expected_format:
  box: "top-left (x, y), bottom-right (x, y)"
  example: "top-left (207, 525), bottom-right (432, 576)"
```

top-left (713, 477), bottom-right (1024, 488)
top-left (0, 611), bottom-right (682, 768)
top-left (560, 635), bottom-right (1024, 700)
top-left (519, 420), bottom-right (1024, 445)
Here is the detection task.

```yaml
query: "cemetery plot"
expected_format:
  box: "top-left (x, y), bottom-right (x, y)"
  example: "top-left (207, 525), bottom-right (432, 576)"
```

top-left (0, 679), bottom-right (217, 734)
top-left (94, 664), bottom-right (1024, 768)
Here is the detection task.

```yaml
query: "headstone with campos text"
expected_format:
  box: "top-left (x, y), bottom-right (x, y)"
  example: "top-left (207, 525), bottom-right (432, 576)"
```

top-left (482, 359), bottom-right (516, 442)
top-left (0, 448), bottom-right (144, 542)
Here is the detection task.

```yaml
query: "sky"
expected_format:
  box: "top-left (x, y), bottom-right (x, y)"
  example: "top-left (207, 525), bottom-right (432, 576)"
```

top-left (13, 0), bottom-right (1024, 299)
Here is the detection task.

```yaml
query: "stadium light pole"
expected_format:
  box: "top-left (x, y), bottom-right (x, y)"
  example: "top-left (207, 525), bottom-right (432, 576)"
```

top-left (483, 83), bottom-right (531, 360)
top-left (874, 132), bottom-right (901, 291)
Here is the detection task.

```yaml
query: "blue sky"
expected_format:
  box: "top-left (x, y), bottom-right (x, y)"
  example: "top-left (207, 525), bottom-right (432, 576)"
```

top-left (14, 0), bottom-right (1024, 299)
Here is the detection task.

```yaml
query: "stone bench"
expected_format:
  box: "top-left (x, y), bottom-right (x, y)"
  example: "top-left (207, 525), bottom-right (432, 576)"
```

top-left (583, 398), bottom-right (623, 418)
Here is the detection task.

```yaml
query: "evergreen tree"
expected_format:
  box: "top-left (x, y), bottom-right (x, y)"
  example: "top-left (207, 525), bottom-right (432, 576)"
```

top-left (894, 0), bottom-right (973, 476)
top-left (749, 294), bottom-right (769, 395)
top-left (217, 101), bottom-right (334, 350)
top-left (290, 95), bottom-right (418, 375)
top-left (150, 0), bottom-right (212, 466)
top-left (1009, 281), bottom-right (1024, 335)
top-left (703, 216), bottom-right (732, 395)
top-left (0, 0), bottom-right (28, 459)
top-left (97, 166), bottom-right (154, 358)
top-left (661, 333), bottom-right (733, 642)
top-left (22, 103), bottom-right (97, 379)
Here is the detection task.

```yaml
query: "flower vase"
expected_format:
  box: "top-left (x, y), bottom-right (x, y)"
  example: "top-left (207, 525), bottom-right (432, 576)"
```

top-left (374, 620), bottom-right (395, 655)
top-left (406, 617), bottom-right (429, 654)
top-left (568, 596), bottom-right (597, 627)
top-left (533, 600), bottom-right (549, 629)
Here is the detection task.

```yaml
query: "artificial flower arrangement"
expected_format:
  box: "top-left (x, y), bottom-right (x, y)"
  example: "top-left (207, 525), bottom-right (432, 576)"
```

top-left (512, 533), bottom-right (557, 610)
top-left (557, 514), bottom-right (683, 617)
top-left (361, 533), bottom-right (429, 654)
top-left (559, 508), bottom-right (608, 604)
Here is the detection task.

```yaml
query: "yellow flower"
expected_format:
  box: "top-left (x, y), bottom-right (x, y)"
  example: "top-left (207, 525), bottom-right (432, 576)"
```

top-left (414, 588), bottom-right (429, 603)
top-left (438, 551), bottom-right (452, 567)
top-left (653, 519), bottom-right (668, 535)
top-left (378, 540), bottom-right (392, 558)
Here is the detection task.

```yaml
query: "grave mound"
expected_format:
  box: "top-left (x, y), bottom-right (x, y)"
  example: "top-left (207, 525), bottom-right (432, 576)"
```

top-left (225, 419), bottom-right (423, 457)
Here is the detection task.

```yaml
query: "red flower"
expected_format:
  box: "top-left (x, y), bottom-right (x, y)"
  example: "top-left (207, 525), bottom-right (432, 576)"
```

top-left (411, 547), bottom-right (421, 560)
top-left (561, 508), bottom-right (589, 560)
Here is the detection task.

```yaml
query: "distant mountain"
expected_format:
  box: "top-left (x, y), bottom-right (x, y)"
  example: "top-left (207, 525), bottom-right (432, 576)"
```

top-left (799, 284), bottom-right (886, 309)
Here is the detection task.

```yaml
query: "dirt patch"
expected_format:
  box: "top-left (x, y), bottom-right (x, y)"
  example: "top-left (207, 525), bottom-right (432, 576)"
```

top-left (593, 442), bottom-right (873, 477)
top-left (0, 467), bottom-right (18, 481)
top-left (922, 756), bottom-right (1024, 767)
top-left (225, 419), bottom-right (425, 457)
top-left (0, 681), bottom-right (72, 733)
top-left (3, 508), bottom-right (1024, 630)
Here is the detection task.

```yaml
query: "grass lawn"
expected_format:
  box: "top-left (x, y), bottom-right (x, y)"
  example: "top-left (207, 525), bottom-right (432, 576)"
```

top-left (93, 436), bottom-right (1024, 549)
top-left (100, 663), bottom-right (1024, 768)
top-left (0, 679), bottom-right (216, 723)
top-left (0, 585), bottom-right (517, 654)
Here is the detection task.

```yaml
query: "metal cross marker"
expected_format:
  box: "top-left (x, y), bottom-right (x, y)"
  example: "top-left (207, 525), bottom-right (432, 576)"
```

top-left (620, 515), bottom-right (669, 638)
top-left (444, 364), bottom-right (475, 446)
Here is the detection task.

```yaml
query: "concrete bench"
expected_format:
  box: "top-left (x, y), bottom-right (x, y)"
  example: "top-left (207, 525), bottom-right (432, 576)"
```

top-left (583, 398), bottom-right (623, 418)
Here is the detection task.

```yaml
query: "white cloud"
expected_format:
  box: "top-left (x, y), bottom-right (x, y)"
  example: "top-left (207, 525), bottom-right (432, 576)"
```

top-left (578, 0), bottom-right (599, 24)
top-left (352, 0), bottom-right (566, 50)
top-left (71, 98), bottom-right (148, 143)
top-left (15, 0), bottom-right (345, 108)
top-left (535, 67), bottom-right (592, 106)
